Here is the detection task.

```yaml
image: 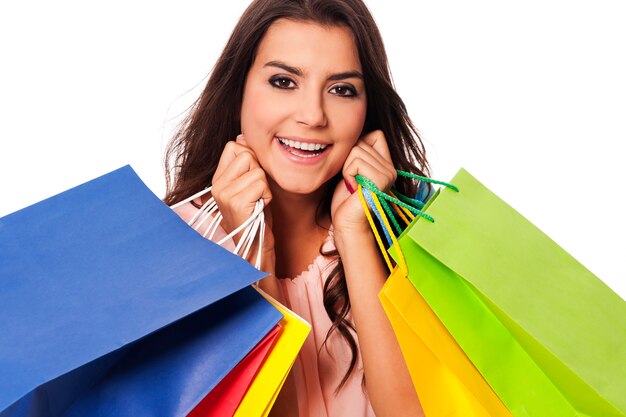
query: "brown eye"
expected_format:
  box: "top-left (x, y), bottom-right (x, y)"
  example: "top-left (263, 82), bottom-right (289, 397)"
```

top-left (330, 85), bottom-right (357, 97)
top-left (269, 76), bottom-right (296, 89)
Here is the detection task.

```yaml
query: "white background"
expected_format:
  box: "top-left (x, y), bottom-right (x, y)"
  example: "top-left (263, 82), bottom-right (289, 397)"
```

top-left (1, 1), bottom-right (624, 299)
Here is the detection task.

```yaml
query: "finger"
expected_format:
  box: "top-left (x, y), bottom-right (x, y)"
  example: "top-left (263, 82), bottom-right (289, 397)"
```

top-left (213, 135), bottom-right (256, 180)
top-left (360, 130), bottom-right (392, 162)
top-left (346, 147), bottom-right (393, 181)
top-left (220, 167), bottom-right (272, 207)
top-left (236, 133), bottom-right (247, 147)
top-left (214, 168), bottom-right (272, 231)
top-left (353, 142), bottom-right (396, 174)
top-left (214, 143), bottom-right (260, 184)
top-left (214, 141), bottom-right (242, 181)
top-left (221, 151), bottom-right (261, 184)
top-left (226, 183), bottom-right (272, 220)
top-left (212, 156), bottom-right (260, 209)
top-left (342, 147), bottom-right (396, 190)
top-left (343, 157), bottom-right (396, 193)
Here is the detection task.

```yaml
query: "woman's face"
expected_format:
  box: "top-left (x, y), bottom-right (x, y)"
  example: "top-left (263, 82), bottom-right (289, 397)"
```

top-left (240, 19), bottom-right (367, 196)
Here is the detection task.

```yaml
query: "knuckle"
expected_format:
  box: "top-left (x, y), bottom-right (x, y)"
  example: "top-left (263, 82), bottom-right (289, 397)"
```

top-left (248, 169), bottom-right (264, 185)
top-left (211, 182), bottom-right (223, 196)
top-left (234, 200), bottom-right (248, 213)
top-left (342, 161), bottom-right (353, 176)
top-left (352, 146), bottom-right (366, 158)
top-left (243, 152), bottom-right (261, 168)
top-left (237, 151), bottom-right (252, 164)
top-left (349, 155), bottom-right (363, 165)
top-left (223, 141), bottom-right (238, 155)
top-left (370, 129), bottom-right (385, 139)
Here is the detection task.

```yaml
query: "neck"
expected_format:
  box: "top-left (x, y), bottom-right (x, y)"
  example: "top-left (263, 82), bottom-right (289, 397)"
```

top-left (268, 180), bottom-right (331, 240)
top-left (268, 179), bottom-right (334, 279)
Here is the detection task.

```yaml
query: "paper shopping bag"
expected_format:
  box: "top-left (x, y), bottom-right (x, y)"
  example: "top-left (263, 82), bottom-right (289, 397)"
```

top-left (188, 325), bottom-right (280, 417)
top-left (396, 168), bottom-right (626, 417)
top-left (357, 184), bottom-right (511, 416)
top-left (63, 286), bottom-right (281, 417)
top-left (0, 165), bottom-right (277, 417)
top-left (186, 277), bottom-right (310, 417)
top-left (380, 265), bottom-right (513, 417)
top-left (233, 289), bottom-right (311, 417)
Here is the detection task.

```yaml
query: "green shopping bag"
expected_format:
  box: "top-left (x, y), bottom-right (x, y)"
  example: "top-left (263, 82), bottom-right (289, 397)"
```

top-left (392, 168), bottom-right (626, 417)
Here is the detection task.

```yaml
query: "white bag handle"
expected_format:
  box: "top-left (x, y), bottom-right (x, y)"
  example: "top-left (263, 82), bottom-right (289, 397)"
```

top-left (170, 187), bottom-right (265, 270)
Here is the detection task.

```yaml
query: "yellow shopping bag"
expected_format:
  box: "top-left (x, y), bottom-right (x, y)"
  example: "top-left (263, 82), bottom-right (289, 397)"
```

top-left (380, 265), bottom-right (512, 417)
top-left (357, 182), bottom-right (512, 417)
top-left (234, 288), bottom-right (310, 417)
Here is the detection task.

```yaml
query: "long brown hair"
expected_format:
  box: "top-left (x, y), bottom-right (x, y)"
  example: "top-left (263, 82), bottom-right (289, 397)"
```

top-left (164, 0), bottom-right (430, 392)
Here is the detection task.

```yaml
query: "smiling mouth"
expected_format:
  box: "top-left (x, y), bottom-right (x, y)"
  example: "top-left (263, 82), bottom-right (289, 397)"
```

top-left (276, 137), bottom-right (330, 158)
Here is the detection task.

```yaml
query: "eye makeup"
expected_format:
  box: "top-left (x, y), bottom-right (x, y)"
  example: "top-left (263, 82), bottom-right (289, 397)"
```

top-left (268, 76), bottom-right (359, 98)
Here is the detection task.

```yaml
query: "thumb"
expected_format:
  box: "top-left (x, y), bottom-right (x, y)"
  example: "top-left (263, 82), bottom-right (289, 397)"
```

top-left (236, 133), bottom-right (248, 147)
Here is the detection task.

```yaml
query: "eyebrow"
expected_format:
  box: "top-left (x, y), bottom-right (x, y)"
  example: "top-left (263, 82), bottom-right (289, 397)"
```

top-left (263, 60), bottom-right (363, 81)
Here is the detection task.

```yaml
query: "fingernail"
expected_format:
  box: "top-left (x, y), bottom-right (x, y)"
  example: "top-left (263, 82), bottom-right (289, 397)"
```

top-left (344, 179), bottom-right (355, 194)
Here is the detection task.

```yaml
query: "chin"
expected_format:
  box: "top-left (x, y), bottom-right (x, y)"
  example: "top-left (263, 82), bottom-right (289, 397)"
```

top-left (269, 172), bottom-right (329, 196)
top-left (277, 180), bottom-right (322, 195)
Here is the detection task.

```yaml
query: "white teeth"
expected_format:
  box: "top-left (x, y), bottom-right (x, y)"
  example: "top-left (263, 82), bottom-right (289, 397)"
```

top-left (278, 137), bottom-right (328, 152)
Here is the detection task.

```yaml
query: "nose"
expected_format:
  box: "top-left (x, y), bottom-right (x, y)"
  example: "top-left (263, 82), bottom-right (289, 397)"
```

top-left (295, 88), bottom-right (327, 128)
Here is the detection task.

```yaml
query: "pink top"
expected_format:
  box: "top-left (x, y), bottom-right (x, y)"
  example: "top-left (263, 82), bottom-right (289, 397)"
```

top-left (173, 202), bottom-right (375, 417)
top-left (276, 230), bottom-right (376, 417)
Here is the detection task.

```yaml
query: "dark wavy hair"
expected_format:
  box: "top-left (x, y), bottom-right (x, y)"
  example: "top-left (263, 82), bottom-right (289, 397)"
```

top-left (163, 0), bottom-right (430, 392)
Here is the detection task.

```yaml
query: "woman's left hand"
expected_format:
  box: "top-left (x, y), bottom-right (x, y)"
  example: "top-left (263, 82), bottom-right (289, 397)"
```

top-left (331, 129), bottom-right (397, 236)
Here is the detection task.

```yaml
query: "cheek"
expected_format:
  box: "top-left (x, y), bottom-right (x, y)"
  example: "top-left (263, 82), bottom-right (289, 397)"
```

top-left (327, 105), bottom-right (367, 171)
top-left (332, 101), bottom-right (367, 148)
top-left (352, 103), bottom-right (367, 136)
top-left (240, 82), bottom-right (283, 138)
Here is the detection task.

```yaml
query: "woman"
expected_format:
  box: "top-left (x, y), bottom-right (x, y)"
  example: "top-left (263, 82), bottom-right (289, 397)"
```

top-left (165, 1), bottom-right (429, 416)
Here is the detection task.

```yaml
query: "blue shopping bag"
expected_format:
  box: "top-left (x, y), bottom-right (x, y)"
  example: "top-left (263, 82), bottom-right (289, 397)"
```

top-left (64, 286), bottom-right (281, 417)
top-left (0, 165), bottom-right (281, 417)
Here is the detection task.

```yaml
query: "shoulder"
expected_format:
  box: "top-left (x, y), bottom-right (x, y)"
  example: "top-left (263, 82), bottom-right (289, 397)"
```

top-left (171, 200), bottom-right (201, 224)
top-left (171, 200), bottom-right (236, 252)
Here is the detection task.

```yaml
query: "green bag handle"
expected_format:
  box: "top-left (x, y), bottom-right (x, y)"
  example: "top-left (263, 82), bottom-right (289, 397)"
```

top-left (355, 170), bottom-right (458, 234)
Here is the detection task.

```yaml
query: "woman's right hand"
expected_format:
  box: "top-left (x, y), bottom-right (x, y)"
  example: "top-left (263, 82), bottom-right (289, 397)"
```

top-left (211, 134), bottom-right (277, 276)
